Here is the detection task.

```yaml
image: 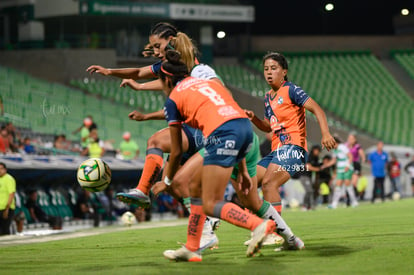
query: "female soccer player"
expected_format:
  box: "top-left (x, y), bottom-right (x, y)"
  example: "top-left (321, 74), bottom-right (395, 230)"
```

top-left (88, 22), bottom-right (221, 250)
top-left (87, 22), bottom-right (219, 207)
top-left (159, 50), bottom-right (275, 261)
top-left (324, 136), bottom-right (359, 208)
top-left (245, 52), bottom-right (336, 218)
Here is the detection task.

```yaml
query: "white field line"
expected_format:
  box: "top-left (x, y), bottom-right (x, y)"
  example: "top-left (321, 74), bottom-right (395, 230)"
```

top-left (0, 219), bottom-right (188, 247)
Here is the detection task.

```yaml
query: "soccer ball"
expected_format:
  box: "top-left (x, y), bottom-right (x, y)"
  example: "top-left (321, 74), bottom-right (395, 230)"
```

top-left (77, 158), bottom-right (111, 192)
top-left (392, 192), bottom-right (401, 201)
top-left (121, 211), bottom-right (136, 226)
top-left (289, 198), bottom-right (300, 209)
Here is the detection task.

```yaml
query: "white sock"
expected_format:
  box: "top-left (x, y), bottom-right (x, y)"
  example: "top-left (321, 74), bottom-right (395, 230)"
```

top-left (346, 186), bottom-right (358, 205)
top-left (261, 203), bottom-right (293, 239)
top-left (331, 186), bottom-right (343, 208)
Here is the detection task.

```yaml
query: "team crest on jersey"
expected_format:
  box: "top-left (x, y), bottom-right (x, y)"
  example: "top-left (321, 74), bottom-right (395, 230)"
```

top-left (277, 96), bottom-right (284, 105)
top-left (225, 140), bottom-right (236, 149)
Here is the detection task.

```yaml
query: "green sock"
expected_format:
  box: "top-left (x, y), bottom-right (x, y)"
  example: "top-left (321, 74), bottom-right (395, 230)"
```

top-left (256, 200), bottom-right (271, 217)
top-left (183, 197), bottom-right (191, 213)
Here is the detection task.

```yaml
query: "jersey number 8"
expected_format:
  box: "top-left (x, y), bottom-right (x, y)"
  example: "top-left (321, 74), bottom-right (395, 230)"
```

top-left (199, 86), bottom-right (225, 106)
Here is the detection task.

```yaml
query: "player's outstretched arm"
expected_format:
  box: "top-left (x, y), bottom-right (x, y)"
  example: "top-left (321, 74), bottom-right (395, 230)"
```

top-left (128, 110), bottom-right (165, 121)
top-left (244, 109), bottom-right (271, 132)
top-left (86, 65), bottom-right (154, 80)
top-left (303, 98), bottom-right (336, 151)
top-left (120, 79), bottom-right (163, 91)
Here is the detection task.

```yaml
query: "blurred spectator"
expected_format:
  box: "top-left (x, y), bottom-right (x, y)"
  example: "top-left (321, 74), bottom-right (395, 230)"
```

top-left (105, 188), bottom-right (128, 218)
top-left (318, 155), bottom-right (333, 204)
top-left (299, 145), bottom-right (321, 210)
top-left (72, 115), bottom-right (98, 135)
top-left (0, 126), bottom-right (11, 154)
top-left (82, 129), bottom-right (105, 158)
top-left (157, 191), bottom-right (177, 217)
top-left (73, 189), bottom-right (100, 227)
top-left (404, 155), bottom-right (414, 197)
top-left (387, 152), bottom-right (401, 196)
top-left (357, 174), bottom-right (369, 200)
top-left (23, 137), bottom-right (36, 154)
top-left (368, 141), bottom-right (388, 202)
top-left (5, 122), bottom-right (20, 152)
top-left (80, 118), bottom-right (93, 150)
top-left (0, 94), bottom-right (4, 116)
top-left (54, 134), bottom-right (72, 151)
top-left (346, 133), bottom-right (365, 205)
top-left (119, 131), bottom-right (140, 160)
top-left (25, 190), bottom-right (63, 230)
top-left (0, 162), bottom-right (16, 235)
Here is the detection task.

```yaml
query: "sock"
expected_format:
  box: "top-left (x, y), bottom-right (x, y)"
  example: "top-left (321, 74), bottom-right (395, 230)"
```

top-left (346, 186), bottom-right (358, 205)
top-left (213, 201), bottom-right (263, 231)
top-left (331, 186), bottom-right (343, 208)
top-left (272, 202), bottom-right (283, 215)
top-left (185, 198), bottom-right (206, 252)
top-left (182, 197), bottom-right (191, 213)
top-left (256, 200), bottom-right (293, 239)
top-left (136, 148), bottom-right (164, 195)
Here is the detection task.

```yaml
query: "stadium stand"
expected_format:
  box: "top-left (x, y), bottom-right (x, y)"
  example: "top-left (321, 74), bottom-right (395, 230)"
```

top-left (392, 49), bottom-right (414, 80)
top-left (214, 51), bottom-right (414, 146)
top-left (0, 66), bottom-right (167, 154)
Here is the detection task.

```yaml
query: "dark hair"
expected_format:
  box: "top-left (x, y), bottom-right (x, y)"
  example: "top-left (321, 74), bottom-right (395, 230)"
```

top-left (263, 52), bottom-right (289, 81)
top-left (159, 50), bottom-right (189, 87)
top-left (323, 155), bottom-right (332, 161)
top-left (150, 22), bottom-right (178, 41)
top-left (0, 162), bottom-right (6, 169)
top-left (311, 145), bottom-right (321, 154)
top-left (150, 22), bottom-right (197, 71)
top-left (333, 134), bottom-right (342, 144)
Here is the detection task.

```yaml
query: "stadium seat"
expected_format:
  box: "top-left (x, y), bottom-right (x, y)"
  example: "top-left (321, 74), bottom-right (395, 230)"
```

top-left (0, 65), bottom-right (167, 154)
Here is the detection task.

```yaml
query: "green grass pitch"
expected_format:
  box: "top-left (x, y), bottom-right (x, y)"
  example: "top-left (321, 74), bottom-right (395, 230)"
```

top-left (1, 199), bottom-right (414, 275)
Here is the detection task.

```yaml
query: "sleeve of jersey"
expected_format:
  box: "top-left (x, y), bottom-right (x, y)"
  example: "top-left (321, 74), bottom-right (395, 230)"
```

top-left (150, 61), bottom-right (162, 77)
top-left (191, 64), bottom-right (218, 80)
top-left (289, 85), bottom-right (310, 106)
top-left (164, 98), bottom-right (182, 126)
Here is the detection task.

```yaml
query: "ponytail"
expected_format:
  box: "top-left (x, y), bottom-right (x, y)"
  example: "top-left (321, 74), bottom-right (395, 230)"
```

top-left (171, 32), bottom-right (198, 72)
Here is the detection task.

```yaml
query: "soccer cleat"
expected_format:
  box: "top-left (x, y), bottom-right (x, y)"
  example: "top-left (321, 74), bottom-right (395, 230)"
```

top-left (199, 231), bottom-right (219, 251)
top-left (246, 220), bottom-right (276, 257)
top-left (116, 189), bottom-right (151, 208)
top-left (275, 235), bottom-right (305, 251)
top-left (163, 246), bottom-right (202, 262)
top-left (244, 232), bottom-right (284, 246)
top-left (208, 217), bottom-right (221, 231)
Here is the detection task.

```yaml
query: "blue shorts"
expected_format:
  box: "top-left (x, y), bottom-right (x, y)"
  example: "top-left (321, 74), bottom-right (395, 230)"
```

top-left (257, 144), bottom-right (308, 177)
top-left (204, 118), bottom-right (253, 167)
